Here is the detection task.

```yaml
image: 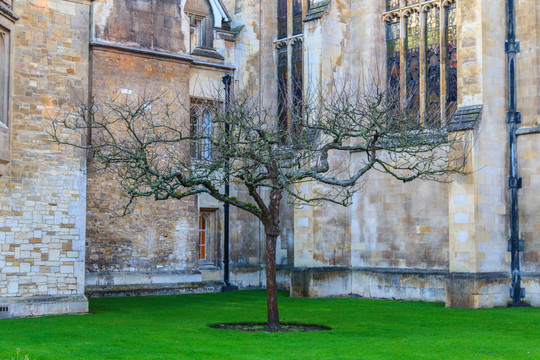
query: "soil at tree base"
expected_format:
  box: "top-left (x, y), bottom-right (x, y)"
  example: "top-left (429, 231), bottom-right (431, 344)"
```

top-left (210, 322), bottom-right (332, 333)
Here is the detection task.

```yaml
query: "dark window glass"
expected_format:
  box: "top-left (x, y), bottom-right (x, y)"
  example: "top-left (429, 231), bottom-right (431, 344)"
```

top-left (406, 12), bottom-right (420, 111)
top-left (446, 2), bottom-right (457, 114)
top-left (293, 0), bottom-right (302, 36)
top-left (386, 0), bottom-right (399, 11)
top-left (277, 46), bottom-right (288, 130)
top-left (202, 109), bottom-right (212, 160)
top-left (292, 41), bottom-right (302, 132)
top-left (190, 108), bottom-right (200, 159)
top-left (386, 21), bottom-right (400, 93)
top-left (426, 7), bottom-right (441, 122)
top-left (278, 0), bottom-right (288, 39)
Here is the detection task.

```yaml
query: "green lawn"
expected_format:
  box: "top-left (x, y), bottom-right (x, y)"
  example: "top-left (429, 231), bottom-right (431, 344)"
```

top-left (0, 290), bottom-right (538, 360)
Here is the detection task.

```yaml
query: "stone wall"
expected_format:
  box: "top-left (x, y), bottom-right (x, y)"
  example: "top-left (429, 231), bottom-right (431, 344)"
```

top-left (0, 0), bottom-right (90, 318)
top-left (86, 46), bottom-right (201, 289)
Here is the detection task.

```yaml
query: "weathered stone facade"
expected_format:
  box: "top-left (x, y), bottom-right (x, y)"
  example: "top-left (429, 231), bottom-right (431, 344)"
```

top-left (1, 0), bottom-right (540, 318)
top-left (0, 0), bottom-right (90, 317)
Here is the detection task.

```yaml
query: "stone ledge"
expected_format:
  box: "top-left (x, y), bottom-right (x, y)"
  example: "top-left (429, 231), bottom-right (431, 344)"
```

top-left (0, 295), bottom-right (88, 319)
top-left (85, 281), bottom-right (225, 298)
top-left (85, 270), bottom-right (203, 287)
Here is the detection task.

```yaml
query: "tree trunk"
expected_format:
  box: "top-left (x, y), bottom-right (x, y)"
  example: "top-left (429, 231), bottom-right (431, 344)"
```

top-left (265, 232), bottom-right (279, 330)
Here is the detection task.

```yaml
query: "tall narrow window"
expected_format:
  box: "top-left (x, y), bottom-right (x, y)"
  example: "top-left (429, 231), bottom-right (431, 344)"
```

top-left (426, 6), bottom-right (441, 120)
top-left (275, 0), bottom-right (303, 133)
top-left (386, 0), bottom-right (399, 11)
top-left (277, 46), bottom-right (288, 130)
top-left (291, 41), bottom-right (303, 131)
top-left (199, 215), bottom-right (207, 260)
top-left (446, 2), bottom-right (457, 114)
top-left (406, 12), bottom-right (420, 111)
top-left (190, 107), bottom-right (200, 159)
top-left (278, 0), bottom-right (288, 39)
top-left (202, 109), bottom-right (212, 160)
top-left (190, 103), bottom-right (212, 160)
top-left (383, 1), bottom-right (458, 124)
top-left (293, 0), bottom-right (303, 36)
top-left (386, 21), bottom-right (400, 93)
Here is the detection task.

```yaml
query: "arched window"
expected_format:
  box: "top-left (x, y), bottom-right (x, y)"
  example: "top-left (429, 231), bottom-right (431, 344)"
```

top-left (202, 109), bottom-right (212, 160)
top-left (190, 103), bottom-right (212, 160)
top-left (383, 0), bottom-right (457, 125)
top-left (198, 215), bottom-right (207, 260)
top-left (190, 107), bottom-right (200, 159)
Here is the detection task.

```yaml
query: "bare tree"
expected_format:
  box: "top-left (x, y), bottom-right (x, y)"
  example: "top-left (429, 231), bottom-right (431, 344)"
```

top-left (51, 79), bottom-right (465, 330)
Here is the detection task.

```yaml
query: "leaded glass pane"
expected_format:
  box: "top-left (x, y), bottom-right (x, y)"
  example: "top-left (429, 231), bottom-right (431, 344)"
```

top-left (277, 46), bottom-right (288, 130)
top-left (190, 108), bottom-right (199, 159)
top-left (292, 41), bottom-right (303, 132)
top-left (386, 21), bottom-right (400, 92)
top-left (446, 2), bottom-right (457, 112)
top-left (406, 12), bottom-right (420, 111)
top-left (386, 0), bottom-right (399, 11)
top-left (202, 109), bottom-right (211, 160)
top-left (426, 7), bottom-right (441, 121)
top-left (293, 0), bottom-right (302, 36)
top-left (278, 0), bottom-right (287, 39)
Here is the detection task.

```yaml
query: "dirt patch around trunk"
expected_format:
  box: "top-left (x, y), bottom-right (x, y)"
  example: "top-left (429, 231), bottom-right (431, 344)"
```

top-left (210, 322), bottom-right (332, 333)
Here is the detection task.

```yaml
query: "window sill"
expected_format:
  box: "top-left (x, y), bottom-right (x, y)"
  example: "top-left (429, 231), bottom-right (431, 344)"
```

top-left (199, 260), bottom-right (219, 270)
top-left (192, 47), bottom-right (225, 61)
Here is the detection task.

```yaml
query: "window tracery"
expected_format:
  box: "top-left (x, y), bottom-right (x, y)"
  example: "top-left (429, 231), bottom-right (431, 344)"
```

top-left (190, 102), bottom-right (212, 160)
top-left (383, 0), bottom-right (457, 124)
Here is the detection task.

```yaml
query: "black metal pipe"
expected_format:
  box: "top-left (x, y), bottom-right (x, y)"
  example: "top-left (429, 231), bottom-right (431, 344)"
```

top-left (505, 0), bottom-right (525, 305)
top-left (222, 74), bottom-right (232, 288)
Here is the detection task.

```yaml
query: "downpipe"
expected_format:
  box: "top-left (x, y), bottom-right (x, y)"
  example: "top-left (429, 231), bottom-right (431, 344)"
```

top-left (505, 0), bottom-right (525, 305)
top-left (222, 74), bottom-right (238, 292)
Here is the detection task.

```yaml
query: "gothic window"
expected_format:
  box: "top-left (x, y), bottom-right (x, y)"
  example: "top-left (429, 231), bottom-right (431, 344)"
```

top-left (277, 46), bottom-right (288, 130)
top-left (426, 6), bottom-right (441, 117)
top-left (406, 12), bottom-right (420, 111)
top-left (190, 107), bottom-right (200, 159)
top-left (190, 103), bottom-right (212, 160)
top-left (386, 0), bottom-right (400, 11)
top-left (446, 2), bottom-right (457, 114)
top-left (386, 21), bottom-right (400, 93)
top-left (278, 0), bottom-right (288, 39)
top-left (293, 0), bottom-right (303, 36)
top-left (383, 0), bottom-right (458, 124)
top-left (202, 109), bottom-right (212, 160)
top-left (275, 0), bottom-right (304, 133)
top-left (291, 41), bottom-right (303, 132)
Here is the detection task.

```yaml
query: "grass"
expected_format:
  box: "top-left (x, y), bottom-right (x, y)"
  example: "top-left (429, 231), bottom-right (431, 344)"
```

top-left (0, 290), bottom-right (538, 359)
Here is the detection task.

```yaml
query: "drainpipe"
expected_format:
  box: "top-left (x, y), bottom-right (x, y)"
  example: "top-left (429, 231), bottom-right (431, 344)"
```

top-left (505, 0), bottom-right (525, 305)
top-left (222, 74), bottom-right (237, 292)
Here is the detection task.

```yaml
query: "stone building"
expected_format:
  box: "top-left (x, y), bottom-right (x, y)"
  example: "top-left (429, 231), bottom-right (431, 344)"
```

top-left (0, 0), bottom-right (539, 318)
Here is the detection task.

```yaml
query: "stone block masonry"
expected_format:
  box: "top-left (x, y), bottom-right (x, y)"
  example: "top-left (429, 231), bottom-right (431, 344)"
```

top-left (0, 0), bottom-right (91, 318)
